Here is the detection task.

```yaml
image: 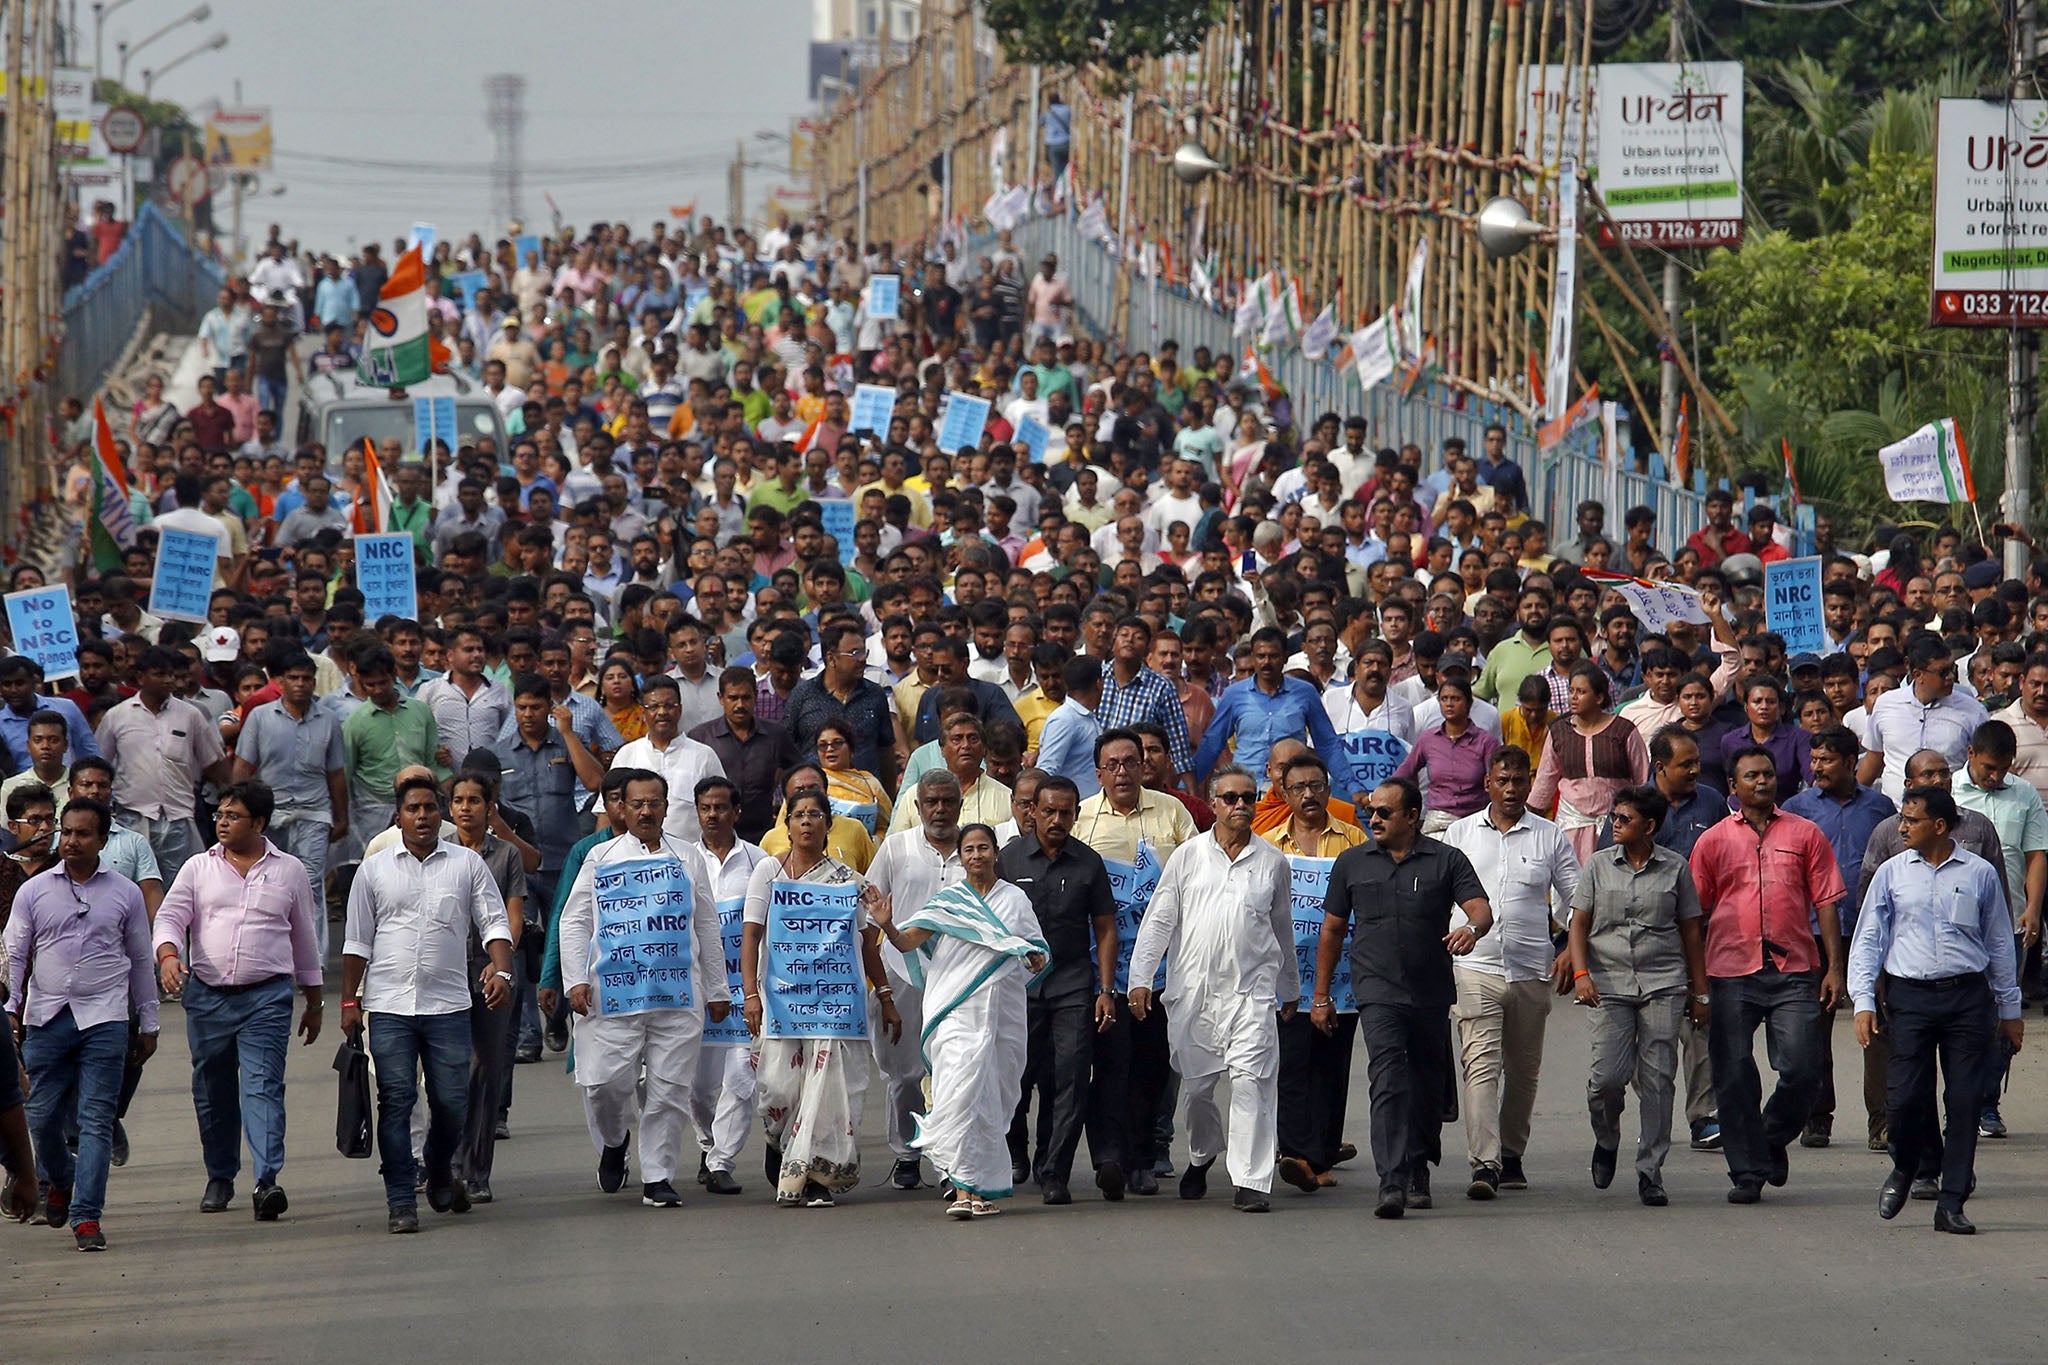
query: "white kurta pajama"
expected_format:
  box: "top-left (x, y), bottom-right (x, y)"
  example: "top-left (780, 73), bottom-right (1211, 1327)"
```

top-left (692, 837), bottom-right (772, 1176)
top-left (559, 832), bottom-right (723, 1187)
top-left (900, 880), bottom-right (1048, 1198)
top-left (1128, 832), bottom-right (1297, 1194)
top-left (864, 828), bottom-right (967, 1162)
top-left (744, 856), bottom-right (874, 1196)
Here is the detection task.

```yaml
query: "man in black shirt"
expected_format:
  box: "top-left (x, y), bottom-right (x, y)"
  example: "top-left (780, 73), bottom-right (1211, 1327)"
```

top-left (1315, 776), bottom-right (1492, 1219)
top-left (919, 263), bottom-right (962, 341)
top-left (997, 775), bottom-right (1118, 1205)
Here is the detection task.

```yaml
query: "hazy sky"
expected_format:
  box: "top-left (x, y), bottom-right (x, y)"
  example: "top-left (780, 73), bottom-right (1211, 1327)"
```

top-left (134, 0), bottom-right (816, 251)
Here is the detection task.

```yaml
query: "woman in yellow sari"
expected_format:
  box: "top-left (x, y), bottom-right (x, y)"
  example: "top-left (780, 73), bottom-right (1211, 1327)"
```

top-left (598, 657), bottom-right (648, 744)
top-left (815, 716), bottom-right (890, 835)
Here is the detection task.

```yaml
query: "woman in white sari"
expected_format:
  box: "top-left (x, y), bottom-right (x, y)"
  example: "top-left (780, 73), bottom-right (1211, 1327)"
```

top-left (872, 824), bottom-right (1047, 1219)
top-left (741, 791), bottom-right (901, 1208)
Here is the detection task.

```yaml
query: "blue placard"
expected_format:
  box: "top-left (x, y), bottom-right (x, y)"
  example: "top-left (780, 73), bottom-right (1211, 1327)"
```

top-left (936, 393), bottom-right (991, 453)
top-left (867, 274), bottom-right (900, 319)
top-left (1338, 729), bottom-right (1410, 793)
top-left (591, 855), bottom-right (698, 1016)
top-left (412, 396), bottom-right (456, 455)
top-left (849, 383), bottom-right (895, 435)
top-left (1764, 555), bottom-right (1825, 655)
top-left (148, 527), bottom-right (219, 623)
top-left (1013, 413), bottom-right (1051, 462)
top-left (704, 895), bottom-right (751, 1044)
top-left (1103, 843), bottom-right (1166, 994)
top-left (762, 879), bottom-right (868, 1039)
top-left (513, 234), bottom-right (543, 269)
top-left (4, 585), bottom-right (79, 680)
top-left (354, 533), bottom-right (418, 621)
top-left (1287, 856), bottom-right (1354, 1012)
top-left (818, 498), bottom-right (858, 565)
top-left (450, 270), bottom-right (488, 311)
top-left (409, 222), bottom-right (436, 254)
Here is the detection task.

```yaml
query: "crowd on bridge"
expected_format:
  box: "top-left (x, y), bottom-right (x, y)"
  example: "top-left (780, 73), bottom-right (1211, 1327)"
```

top-left (0, 207), bottom-right (2040, 1250)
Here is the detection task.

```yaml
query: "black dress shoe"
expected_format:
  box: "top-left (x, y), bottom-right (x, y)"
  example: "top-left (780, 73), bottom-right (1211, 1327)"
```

top-left (1011, 1157), bottom-right (1031, 1185)
top-left (705, 1170), bottom-right (742, 1195)
top-left (1232, 1186), bottom-right (1270, 1212)
top-left (1335, 1142), bottom-right (1358, 1165)
top-left (1727, 1179), bottom-right (1763, 1204)
top-left (1406, 1169), bottom-right (1432, 1210)
top-left (1373, 1189), bottom-right (1406, 1219)
top-left (1127, 1166), bottom-right (1159, 1196)
top-left (1934, 1206), bottom-right (1976, 1235)
top-left (1041, 1178), bottom-right (1073, 1205)
top-left (1590, 1144), bottom-right (1618, 1190)
top-left (1766, 1145), bottom-right (1790, 1187)
top-left (697, 1154), bottom-right (711, 1186)
top-left (200, 1177), bottom-right (234, 1213)
top-left (387, 1206), bottom-right (419, 1234)
top-left (1638, 1174), bottom-right (1667, 1207)
top-left (1878, 1171), bottom-right (1911, 1219)
top-left (514, 1044), bottom-right (542, 1064)
top-left (466, 1176), bottom-right (493, 1205)
top-left (252, 1183), bottom-right (289, 1222)
top-left (1910, 1176), bottom-right (1940, 1201)
top-left (110, 1121), bottom-right (130, 1168)
top-left (427, 1180), bottom-right (471, 1214)
top-left (1095, 1163), bottom-right (1125, 1201)
top-left (1179, 1159), bottom-right (1213, 1200)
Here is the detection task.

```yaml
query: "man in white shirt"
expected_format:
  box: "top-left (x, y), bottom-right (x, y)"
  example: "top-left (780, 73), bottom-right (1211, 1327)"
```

top-left (1128, 762), bottom-right (1296, 1212)
top-left (558, 769), bottom-right (725, 1208)
top-left (341, 775), bottom-right (513, 1233)
top-left (688, 777), bottom-right (770, 1195)
top-left (417, 627), bottom-right (511, 769)
top-left (1437, 747), bottom-right (1580, 1197)
top-left (611, 675), bottom-right (728, 844)
top-left (1860, 637), bottom-right (1990, 803)
top-left (863, 770), bottom-right (968, 1190)
top-left (1145, 457), bottom-right (1204, 542)
top-left (1002, 370), bottom-right (1049, 432)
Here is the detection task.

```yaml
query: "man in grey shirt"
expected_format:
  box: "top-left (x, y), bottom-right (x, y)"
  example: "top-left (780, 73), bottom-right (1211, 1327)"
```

top-left (273, 475), bottom-right (353, 547)
top-left (232, 653), bottom-right (348, 955)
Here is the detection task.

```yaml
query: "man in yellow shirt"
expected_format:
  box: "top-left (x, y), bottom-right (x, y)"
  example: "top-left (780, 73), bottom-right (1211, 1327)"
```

top-left (1015, 642), bottom-right (1068, 756)
top-left (856, 449), bottom-right (932, 528)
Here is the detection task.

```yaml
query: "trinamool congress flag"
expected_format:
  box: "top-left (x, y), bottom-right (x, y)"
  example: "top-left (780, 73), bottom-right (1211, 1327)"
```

top-left (357, 242), bottom-right (445, 387)
top-left (87, 397), bottom-right (137, 572)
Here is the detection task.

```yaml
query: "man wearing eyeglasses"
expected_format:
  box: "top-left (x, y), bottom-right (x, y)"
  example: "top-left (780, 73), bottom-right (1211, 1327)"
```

top-left (611, 676), bottom-right (728, 846)
top-left (1315, 776), bottom-right (1493, 1220)
top-left (1859, 637), bottom-right (1988, 803)
top-left (4, 798), bottom-right (158, 1252)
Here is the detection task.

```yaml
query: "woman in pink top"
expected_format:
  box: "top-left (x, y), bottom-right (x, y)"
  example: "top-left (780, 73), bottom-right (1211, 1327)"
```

top-left (1533, 662), bottom-right (1650, 864)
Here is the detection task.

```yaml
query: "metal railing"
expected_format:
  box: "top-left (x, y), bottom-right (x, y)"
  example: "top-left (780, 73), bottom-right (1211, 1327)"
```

top-left (985, 214), bottom-right (1772, 559)
top-left (59, 202), bottom-right (226, 401)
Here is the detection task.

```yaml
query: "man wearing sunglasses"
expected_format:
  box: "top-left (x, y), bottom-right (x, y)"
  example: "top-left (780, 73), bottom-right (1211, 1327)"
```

top-left (1859, 637), bottom-right (1986, 804)
top-left (1314, 776), bottom-right (1493, 1220)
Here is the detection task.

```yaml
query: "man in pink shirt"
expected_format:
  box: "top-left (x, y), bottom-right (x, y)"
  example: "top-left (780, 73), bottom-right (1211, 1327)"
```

top-left (1024, 255), bottom-right (1072, 344)
top-left (153, 780), bottom-right (325, 1222)
top-left (1689, 745), bottom-right (1847, 1205)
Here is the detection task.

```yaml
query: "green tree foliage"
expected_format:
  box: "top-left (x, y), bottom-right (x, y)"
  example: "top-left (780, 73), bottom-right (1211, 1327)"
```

top-left (983, 0), bottom-right (1230, 75)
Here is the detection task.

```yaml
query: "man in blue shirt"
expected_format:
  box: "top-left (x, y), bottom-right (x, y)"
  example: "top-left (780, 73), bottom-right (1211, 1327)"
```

top-left (1476, 422), bottom-right (1529, 514)
top-left (0, 657), bottom-right (98, 774)
top-left (1036, 659), bottom-right (1104, 800)
top-left (1193, 627), bottom-right (1360, 802)
top-left (1850, 786), bottom-right (2022, 1233)
top-left (1784, 725), bottom-right (1897, 1152)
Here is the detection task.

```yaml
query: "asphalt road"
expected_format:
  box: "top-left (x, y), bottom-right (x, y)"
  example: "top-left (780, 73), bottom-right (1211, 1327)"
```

top-left (6, 996), bottom-right (2047, 1363)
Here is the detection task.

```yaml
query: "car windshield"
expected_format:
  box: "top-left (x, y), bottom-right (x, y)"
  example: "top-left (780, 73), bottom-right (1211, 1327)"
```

top-left (324, 403), bottom-right (501, 463)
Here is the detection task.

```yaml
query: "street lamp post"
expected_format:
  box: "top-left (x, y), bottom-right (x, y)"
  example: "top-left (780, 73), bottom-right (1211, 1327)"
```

top-left (119, 2), bottom-right (210, 85)
top-left (141, 30), bottom-right (225, 100)
top-left (93, 0), bottom-right (145, 84)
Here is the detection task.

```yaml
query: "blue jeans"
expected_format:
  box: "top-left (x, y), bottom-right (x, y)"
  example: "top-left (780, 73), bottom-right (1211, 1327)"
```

top-left (272, 816), bottom-right (332, 958)
top-left (367, 1011), bottom-right (470, 1210)
top-left (22, 1008), bottom-right (128, 1225)
top-left (256, 374), bottom-right (289, 419)
top-left (184, 974), bottom-right (294, 1185)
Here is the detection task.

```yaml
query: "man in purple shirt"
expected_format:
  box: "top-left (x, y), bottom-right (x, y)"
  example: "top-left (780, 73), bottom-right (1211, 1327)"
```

top-left (154, 780), bottom-right (325, 1222)
top-left (3, 798), bottom-right (158, 1251)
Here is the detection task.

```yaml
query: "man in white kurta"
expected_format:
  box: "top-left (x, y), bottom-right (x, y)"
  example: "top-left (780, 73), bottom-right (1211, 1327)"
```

top-left (863, 769), bottom-right (966, 1189)
top-left (1128, 764), bottom-right (1297, 1209)
top-left (559, 772), bottom-right (725, 1206)
top-left (690, 776), bottom-right (771, 1194)
top-left (610, 677), bottom-right (728, 843)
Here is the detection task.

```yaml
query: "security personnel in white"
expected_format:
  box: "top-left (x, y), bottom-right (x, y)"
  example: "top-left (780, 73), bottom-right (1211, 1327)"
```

top-left (688, 775), bottom-right (770, 1195)
top-left (863, 769), bottom-right (967, 1189)
top-left (1127, 762), bottom-right (1296, 1212)
top-left (559, 769), bottom-right (725, 1207)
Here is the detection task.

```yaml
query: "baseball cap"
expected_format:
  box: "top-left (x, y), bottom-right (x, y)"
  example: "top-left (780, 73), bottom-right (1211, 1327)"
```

top-left (1963, 560), bottom-right (2002, 590)
top-left (1788, 652), bottom-right (1822, 675)
top-left (204, 626), bottom-right (241, 663)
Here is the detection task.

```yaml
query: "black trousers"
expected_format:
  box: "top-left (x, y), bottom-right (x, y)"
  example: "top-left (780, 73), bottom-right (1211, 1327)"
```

top-left (1358, 1001), bottom-right (1450, 1195)
top-left (1885, 974), bottom-right (1996, 1212)
top-left (1278, 1011), bottom-right (1358, 1173)
top-left (1087, 1000), bottom-right (1171, 1175)
top-left (1010, 994), bottom-right (1094, 1184)
top-left (460, 986), bottom-right (516, 1182)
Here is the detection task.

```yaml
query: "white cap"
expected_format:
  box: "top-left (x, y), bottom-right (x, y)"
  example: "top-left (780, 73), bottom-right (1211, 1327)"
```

top-left (204, 626), bottom-right (241, 663)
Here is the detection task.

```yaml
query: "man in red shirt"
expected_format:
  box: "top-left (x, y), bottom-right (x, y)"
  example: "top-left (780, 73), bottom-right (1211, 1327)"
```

top-left (1689, 745), bottom-right (1848, 1205)
top-left (185, 374), bottom-right (237, 452)
top-left (1747, 505), bottom-right (1791, 564)
top-left (1684, 488), bottom-right (1751, 567)
top-left (92, 201), bottom-right (126, 264)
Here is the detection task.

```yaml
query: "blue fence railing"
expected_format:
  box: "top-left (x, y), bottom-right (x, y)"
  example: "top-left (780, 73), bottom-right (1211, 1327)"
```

top-left (985, 214), bottom-right (1766, 559)
top-left (60, 202), bottom-right (226, 401)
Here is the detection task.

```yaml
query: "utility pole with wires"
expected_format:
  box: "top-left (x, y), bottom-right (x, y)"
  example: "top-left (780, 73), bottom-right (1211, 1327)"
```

top-left (2008, 0), bottom-right (2040, 578)
top-left (1659, 0), bottom-right (1686, 463)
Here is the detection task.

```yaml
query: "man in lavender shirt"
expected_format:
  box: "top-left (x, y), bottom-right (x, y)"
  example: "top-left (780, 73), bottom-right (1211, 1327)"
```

top-left (3, 798), bottom-right (158, 1252)
top-left (154, 780), bottom-right (325, 1222)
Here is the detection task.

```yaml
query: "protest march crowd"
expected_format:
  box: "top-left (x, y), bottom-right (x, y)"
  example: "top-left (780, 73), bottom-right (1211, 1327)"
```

top-left (0, 207), bottom-right (2041, 1251)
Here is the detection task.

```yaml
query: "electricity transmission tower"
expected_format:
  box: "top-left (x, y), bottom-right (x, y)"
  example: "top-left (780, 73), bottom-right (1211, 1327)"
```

top-left (484, 73), bottom-right (527, 230)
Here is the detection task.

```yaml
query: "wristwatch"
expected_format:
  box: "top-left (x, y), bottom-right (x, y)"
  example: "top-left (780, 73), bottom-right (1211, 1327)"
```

top-left (1691, 993), bottom-right (1710, 1005)
top-left (493, 970), bottom-right (514, 983)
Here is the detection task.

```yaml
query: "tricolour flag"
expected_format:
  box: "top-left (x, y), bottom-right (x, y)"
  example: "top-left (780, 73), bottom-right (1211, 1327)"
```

top-left (1877, 418), bottom-right (1976, 505)
top-left (1782, 436), bottom-right (1801, 507)
top-left (1298, 304), bottom-right (1339, 361)
top-left (351, 439), bottom-right (392, 535)
top-left (358, 243), bottom-right (436, 388)
top-left (87, 397), bottom-right (136, 572)
top-left (1671, 395), bottom-right (1691, 485)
